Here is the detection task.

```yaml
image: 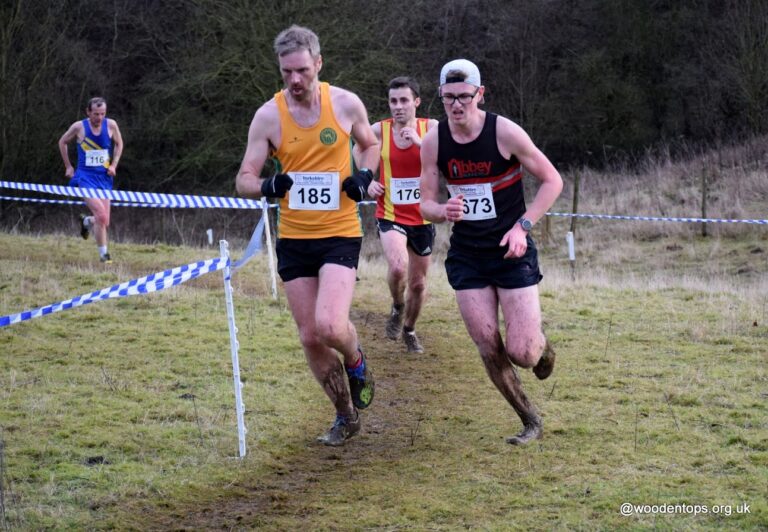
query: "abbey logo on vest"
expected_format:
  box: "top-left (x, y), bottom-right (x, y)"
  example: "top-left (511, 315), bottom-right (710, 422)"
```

top-left (447, 158), bottom-right (492, 179)
top-left (319, 128), bottom-right (337, 145)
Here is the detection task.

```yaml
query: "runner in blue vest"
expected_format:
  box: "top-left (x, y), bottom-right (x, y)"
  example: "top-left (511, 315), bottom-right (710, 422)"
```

top-left (58, 97), bottom-right (124, 263)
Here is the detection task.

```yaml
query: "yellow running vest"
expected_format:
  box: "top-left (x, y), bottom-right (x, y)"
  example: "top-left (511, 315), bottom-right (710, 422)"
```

top-left (272, 82), bottom-right (361, 239)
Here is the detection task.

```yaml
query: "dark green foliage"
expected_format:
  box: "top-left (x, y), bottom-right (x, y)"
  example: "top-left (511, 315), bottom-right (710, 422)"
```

top-left (2, 0), bottom-right (767, 192)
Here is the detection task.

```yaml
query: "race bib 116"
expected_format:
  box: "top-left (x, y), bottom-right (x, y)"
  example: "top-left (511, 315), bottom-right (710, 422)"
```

top-left (85, 149), bottom-right (109, 167)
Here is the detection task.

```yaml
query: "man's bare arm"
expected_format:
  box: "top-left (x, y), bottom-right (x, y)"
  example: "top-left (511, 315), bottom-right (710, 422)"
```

top-left (108, 119), bottom-right (124, 176)
top-left (418, 129), bottom-right (442, 221)
top-left (344, 93), bottom-right (379, 171)
top-left (498, 117), bottom-right (562, 225)
top-left (497, 116), bottom-right (562, 258)
top-left (419, 128), bottom-right (464, 223)
top-left (236, 104), bottom-right (278, 198)
top-left (58, 122), bottom-right (82, 178)
top-left (359, 122), bottom-right (384, 198)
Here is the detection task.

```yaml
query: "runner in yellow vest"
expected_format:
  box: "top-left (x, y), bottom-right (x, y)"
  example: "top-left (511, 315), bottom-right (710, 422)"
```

top-left (236, 25), bottom-right (380, 447)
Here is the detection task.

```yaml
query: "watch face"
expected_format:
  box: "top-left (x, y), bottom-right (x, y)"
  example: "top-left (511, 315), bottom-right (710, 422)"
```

top-left (520, 218), bottom-right (533, 231)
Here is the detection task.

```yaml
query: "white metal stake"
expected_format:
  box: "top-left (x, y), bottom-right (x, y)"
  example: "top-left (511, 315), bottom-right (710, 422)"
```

top-left (566, 231), bottom-right (576, 281)
top-left (261, 198), bottom-right (278, 300)
top-left (220, 240), bottom-right (247, 458)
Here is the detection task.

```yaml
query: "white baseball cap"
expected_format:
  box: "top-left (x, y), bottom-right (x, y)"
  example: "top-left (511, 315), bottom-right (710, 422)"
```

top-left (440, 59), bottom-right (481, 87)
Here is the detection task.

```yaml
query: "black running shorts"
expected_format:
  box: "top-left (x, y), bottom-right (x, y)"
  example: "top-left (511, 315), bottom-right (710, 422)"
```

top-left (276, 237), bottom-right (362, 282)
top-left (445, 235), bottom-right (543, 290)
top-left (376, 219), bottom-right (435, 257)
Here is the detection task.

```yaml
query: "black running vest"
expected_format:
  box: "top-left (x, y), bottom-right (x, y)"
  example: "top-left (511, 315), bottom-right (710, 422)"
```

top-left (437, 112), bottom-right (525, 256)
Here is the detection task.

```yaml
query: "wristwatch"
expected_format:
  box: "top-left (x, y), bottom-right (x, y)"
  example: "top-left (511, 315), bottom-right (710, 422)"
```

top-left (518, 217), bottom-right (534, 232)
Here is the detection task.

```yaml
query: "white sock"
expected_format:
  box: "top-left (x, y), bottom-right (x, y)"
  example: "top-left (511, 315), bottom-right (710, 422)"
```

top-left (98, 246), bottom-right (108, 257)
top-left (84, 216), bottom-right (94, 228)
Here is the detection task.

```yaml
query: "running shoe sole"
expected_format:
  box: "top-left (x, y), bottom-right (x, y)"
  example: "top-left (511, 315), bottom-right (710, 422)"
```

top-left (533, 340), bottom-right (556, 380)
top-left (348, 353), bottom-right (375, 410)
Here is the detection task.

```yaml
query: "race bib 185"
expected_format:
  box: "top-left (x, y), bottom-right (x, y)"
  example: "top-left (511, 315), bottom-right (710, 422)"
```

top-left (288, 172), bottom-right (340, 210)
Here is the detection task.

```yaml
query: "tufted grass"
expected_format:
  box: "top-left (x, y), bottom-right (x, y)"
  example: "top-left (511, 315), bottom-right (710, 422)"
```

top-left (0, 223), bottom-right (765, 530)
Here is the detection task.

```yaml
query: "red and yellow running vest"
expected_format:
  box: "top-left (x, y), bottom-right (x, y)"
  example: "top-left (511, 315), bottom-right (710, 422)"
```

top-left (272, 82), bottom-right (361, 239)
top-left (375, 118), bottom-right (431, 226)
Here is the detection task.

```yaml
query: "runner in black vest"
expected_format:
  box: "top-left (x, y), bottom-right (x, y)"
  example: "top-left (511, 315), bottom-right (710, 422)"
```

top-left (421, 59), bottom-right (563, 445)
top-left (437, 111), bottom-right (525, 256)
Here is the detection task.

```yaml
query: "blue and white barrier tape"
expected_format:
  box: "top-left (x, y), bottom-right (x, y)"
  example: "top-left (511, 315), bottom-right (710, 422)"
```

top-left (0, 258), bottom-right (228, 328)
top-left (2, 181), bottom-right (764, 223)
top-left (233, 215), bottom-right (265, 271)
top-left (546, 212), bottom-right (768, 225)
top-left (0, 180), bottom-right (265, 210)
top-left (0, 211), bottom-right (265, 329)
top-left (1, 195), bottom-right (164, 208)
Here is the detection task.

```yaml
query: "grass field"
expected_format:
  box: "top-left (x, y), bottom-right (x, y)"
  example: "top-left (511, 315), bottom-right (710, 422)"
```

top-left (0, 221), bottom-right (765, 530)
top-left (1, 145), bottom-right (767, 530)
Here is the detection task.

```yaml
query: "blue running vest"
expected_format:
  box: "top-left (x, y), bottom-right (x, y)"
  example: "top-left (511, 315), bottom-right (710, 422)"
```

top-left (76, 119), bottom-right (112, 176)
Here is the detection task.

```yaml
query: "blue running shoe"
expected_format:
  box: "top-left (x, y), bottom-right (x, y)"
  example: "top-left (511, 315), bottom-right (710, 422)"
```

top-left (346, 349), bottom-right (374, 410)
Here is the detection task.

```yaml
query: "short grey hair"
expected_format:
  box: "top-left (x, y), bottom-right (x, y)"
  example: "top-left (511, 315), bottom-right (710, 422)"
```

top-left (273, 25), bottom-right (321, 58)
top-left (87, 97), bottom-right (107, 110)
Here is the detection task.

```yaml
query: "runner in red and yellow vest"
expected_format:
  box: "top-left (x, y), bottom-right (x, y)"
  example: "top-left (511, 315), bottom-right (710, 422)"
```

top-left (271, 81), bottom-right (361, 239)
top-left (375, 117), bottom-right (432, 226)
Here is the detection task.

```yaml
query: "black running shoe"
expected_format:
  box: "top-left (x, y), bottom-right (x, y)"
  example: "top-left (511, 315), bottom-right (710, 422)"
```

top-left (506, 416), bottom-right (543, 445)
top-left (100, 253), bottom-right (113, 264)
top-left (403, 330), bottom-right (424, 353)
top-left (533, 340), bottom-right (556, 380)
top-left (316, 411), bottom-right (361, 446)
top-left (79, 214), bottom-right (90, 240)
top-left (346, 349), bottom-right (374, 410)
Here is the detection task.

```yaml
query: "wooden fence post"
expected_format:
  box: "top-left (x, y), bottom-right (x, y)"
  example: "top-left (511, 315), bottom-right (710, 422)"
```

top-left (701, 165), bottom-right (708, 237)
top-left (570, 170), bottom-right (580, 235)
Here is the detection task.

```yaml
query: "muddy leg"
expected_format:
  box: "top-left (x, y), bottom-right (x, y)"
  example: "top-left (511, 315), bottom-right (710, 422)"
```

top-left (479, 340), bottom-right (542, 445)
top-left (456, 288), bottom-right (543, 444)
top-left (319, 358), bottom-right (356, 419)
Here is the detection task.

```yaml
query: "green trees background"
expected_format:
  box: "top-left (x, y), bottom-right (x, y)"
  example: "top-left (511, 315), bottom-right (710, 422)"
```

top-left (2, 0), bottom-right (767, 194)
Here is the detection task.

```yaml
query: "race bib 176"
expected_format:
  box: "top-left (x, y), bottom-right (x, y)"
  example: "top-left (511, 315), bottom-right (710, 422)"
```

top-left (390, 177), bottom-right (421, 205)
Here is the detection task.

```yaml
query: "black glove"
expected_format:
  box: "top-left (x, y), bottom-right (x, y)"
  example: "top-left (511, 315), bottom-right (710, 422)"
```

top-left (342, 168), bottom-right (373, 202)
top-left (260, 173), bottom-right (293, 198)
